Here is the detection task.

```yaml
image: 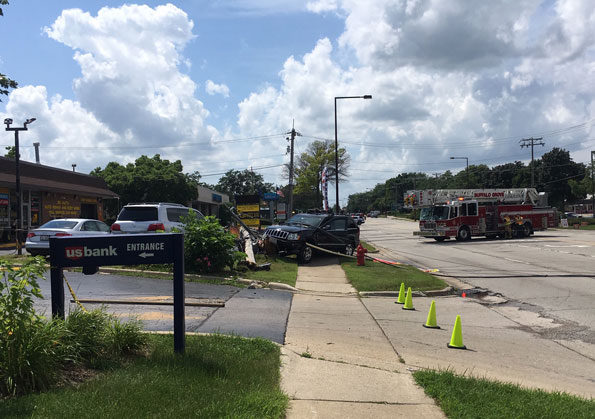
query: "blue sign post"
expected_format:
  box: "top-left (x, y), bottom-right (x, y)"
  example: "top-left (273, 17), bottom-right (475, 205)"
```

top-left (49, 233), bottom-right (186, 354)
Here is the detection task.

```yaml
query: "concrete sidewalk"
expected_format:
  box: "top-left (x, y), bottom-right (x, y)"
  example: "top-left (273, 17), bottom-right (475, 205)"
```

top-left (280, 258), bottom-right (444, 418)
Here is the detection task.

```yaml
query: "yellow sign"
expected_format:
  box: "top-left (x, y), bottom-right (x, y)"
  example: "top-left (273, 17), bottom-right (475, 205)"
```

top-left (242, 218), bottom-right (260, 227)
top-left (237, 204), bottom-right (259, 212)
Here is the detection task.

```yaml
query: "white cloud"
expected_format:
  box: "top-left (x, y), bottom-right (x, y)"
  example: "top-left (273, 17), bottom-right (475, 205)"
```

top-left (205, 80), bottom-right (230, 97)
top-left (306, 0), bottom-right (338, 13)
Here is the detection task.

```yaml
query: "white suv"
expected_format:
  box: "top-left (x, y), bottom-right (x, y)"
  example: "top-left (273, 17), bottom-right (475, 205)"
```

top-left (111, 203), bottom-right (203, 233)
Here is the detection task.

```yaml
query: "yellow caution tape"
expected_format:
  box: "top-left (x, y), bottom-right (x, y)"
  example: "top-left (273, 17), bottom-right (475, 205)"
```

top-left (63, 273), bottom-right (87, 313)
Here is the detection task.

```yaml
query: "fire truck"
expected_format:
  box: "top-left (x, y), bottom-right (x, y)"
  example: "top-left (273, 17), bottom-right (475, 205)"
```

top-left (410, 188), bottom-right (557, 241)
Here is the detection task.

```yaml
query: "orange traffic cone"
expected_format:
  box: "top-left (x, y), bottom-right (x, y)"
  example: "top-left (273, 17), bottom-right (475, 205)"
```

top-left (447, 315), bottom-right (466, 349)
top-left (423, 300), bottom-right (440, 329)
top-left (402, 287), bottom-right (414, 310)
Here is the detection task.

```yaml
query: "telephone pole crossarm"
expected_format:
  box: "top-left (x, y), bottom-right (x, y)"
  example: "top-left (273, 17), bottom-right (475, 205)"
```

top-left (519, 137), bottom-right (545, 188)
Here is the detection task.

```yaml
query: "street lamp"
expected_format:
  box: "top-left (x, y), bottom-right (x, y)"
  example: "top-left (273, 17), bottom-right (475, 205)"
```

top-left (450, 156), bottom-right (469, 188)
top-left (5, 117), bottom-right (36, 255)
top-left (334, 95), bottom-right (372, 213)
top-left (591, 151), bottom-right (594, 218)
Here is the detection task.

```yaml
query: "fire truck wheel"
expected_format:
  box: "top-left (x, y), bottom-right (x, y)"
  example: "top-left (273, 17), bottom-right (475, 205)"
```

top-left (456, 226), bottom-right (471, 241)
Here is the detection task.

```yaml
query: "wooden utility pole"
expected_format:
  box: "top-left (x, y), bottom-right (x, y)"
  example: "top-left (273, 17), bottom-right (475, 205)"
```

top-left (287, 122), bottom-right (300, 217)
top-left (520, 137), bottom-right (545, 187)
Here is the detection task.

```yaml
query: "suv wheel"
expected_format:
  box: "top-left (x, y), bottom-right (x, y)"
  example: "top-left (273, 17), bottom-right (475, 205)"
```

top-left (344, 242), bottom-right (355, 256)
top-left (298, 245), bottom-right (313, 264)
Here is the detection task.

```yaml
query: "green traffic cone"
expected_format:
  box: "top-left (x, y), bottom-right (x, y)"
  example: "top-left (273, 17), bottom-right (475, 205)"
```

top-left (447, 315), bottom-right (467, 349)
top-left (402, 287), bottom-right (414, 310)
top-left (423, 300), bottom-right (440, 329)
top-left (395, 282), bottom-right (406, 304)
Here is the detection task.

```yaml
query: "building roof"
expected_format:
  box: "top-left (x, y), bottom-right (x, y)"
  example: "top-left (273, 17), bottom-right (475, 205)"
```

top-left (0, 157), bottom-right (118, 198)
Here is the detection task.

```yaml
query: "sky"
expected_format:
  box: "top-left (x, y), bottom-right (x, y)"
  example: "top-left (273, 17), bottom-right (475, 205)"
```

top-left (1, 0), bottom-right (594, 207)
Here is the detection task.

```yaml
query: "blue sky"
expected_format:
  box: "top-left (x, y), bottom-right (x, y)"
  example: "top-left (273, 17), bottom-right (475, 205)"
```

top-left (1, 1), bottom-right (594, 206)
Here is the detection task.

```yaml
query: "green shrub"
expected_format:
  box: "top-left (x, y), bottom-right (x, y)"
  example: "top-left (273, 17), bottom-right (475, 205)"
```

top-left (0, 257), bottom-right (50, 396)
top-left (182, 214), bottom-right (246, 274)
top-left (0, 255), bottom-right (147, 397)
top-left (64, 308), bottom-right (146, 368)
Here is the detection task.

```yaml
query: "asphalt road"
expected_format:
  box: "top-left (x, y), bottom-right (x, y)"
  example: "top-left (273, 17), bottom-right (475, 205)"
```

top-left (360, 217), bottom-right (595, 345)
top-left (33, 271), bottom-right (293, 344)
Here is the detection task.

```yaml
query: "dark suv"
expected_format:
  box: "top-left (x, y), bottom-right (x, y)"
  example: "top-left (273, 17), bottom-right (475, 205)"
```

top-left (263, 213), bottom-right (360, 263)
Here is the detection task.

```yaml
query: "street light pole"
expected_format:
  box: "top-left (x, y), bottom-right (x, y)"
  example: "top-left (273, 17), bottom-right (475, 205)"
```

top-left (4, 118), bottom-right (36, 255)
top-left (450, 156), bottom-right (469, 188)
top-left (334, 95), bottom-right (372, 213)
top-left (591, 151), bottom-right (594, 218)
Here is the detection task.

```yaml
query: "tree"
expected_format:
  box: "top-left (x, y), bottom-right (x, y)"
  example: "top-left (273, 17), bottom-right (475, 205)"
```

top-left (4, 146), bottom-right (16, 159)
top-left (0, 1), bottom-right (17, 102)
top-left (537, 148), bottom-right (585, 209)
top-left (215, 169), bottom-right (273, 200)
top-left (292, 140), bottom-right (349, 210)
top-left (91, 154), bottom-right (198, 210)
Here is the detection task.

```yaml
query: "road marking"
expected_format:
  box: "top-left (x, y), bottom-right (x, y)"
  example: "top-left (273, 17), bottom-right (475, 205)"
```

top-left (544, 245), bottom-right (589, 248)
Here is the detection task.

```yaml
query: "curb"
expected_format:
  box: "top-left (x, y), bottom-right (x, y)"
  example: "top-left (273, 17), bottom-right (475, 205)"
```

top-left (97, 266), bottom-right (297, 291)
top-left (359, 286), bottom-right (453, 298)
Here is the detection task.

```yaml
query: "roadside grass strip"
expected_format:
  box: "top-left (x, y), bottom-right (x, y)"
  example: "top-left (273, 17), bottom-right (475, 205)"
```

top-left (340, 259), bottom-right (446, 292)
top-left (359, 240), bottom-right (378, 253)
top-left (413, 369), bottom-right (595, 419)
top-left (0, 334), bottom-right (288, 418)
top-left (241, 255), bottom-right (298, 287)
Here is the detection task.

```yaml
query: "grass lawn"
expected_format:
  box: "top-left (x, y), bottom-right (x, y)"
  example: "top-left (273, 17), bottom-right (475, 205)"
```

top-left (0, 334), bottom-right (288, 418)
top-left (413, 369), bottom-right (595, 419)
top-left (241, 254), bottom-right (298, 287)
top-left (340, 258), bottom-right (446, 292)
top-left (359, 241), bottom-right (377, 253)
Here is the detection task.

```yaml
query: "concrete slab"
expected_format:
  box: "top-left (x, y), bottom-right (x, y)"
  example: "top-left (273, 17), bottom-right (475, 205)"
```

top-left (363, 296), bottom-right (595, 398)
top-left (285, 293), bottom-right (405, 371)
top-left (196, 288), bottom-right (293, 344)
top-left (287, 400), bottom-right (444, 419)
top-left (297, 282), bottom-right (357, 294)
top-left (281, 349), bottom-right (428, 403)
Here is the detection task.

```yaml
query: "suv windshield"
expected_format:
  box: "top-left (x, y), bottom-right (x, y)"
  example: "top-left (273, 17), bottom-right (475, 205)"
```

top-left (285, 214), bottom-right (325, 227)
top-left (420, 206), bottom-right (450, 221)
top-left (118, 207), bottom-right (159, 221)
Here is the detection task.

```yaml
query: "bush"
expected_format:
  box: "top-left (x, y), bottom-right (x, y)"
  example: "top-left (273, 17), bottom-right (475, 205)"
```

top-left (182, 214), bottom-right (246, 274)
top-left (0, 257), bottom-right (147, 397)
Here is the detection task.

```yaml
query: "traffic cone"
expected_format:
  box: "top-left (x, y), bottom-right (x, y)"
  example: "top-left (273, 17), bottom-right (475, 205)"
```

top-left (402, 287), bottom-right (414, 310)
top-left (423, 300), bottom-right (440, 329)
top-left (395, 282), bottom-right (406, 304)
top-left (447, 315), bottom-right (467, 349)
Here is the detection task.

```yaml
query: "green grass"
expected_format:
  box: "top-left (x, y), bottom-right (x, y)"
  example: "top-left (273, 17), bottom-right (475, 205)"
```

top-left (241, 254), bottom-right (298, 287)
top-left (413, 369), bottom-right (595, 419)
top-left (359, 241), bottom-right (377, 253)
top-left (0, 334), bottom-right (288, 418)
top-left (340, 259), bottom-right (446, 292)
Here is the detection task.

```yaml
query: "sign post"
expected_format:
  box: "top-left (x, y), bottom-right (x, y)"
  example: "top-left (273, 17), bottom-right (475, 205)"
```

top-left (49, 233), bottom-right (186, 354)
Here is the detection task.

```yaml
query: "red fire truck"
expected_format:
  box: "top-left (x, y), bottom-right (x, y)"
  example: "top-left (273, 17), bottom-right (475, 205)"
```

top-left (411, 188), bottom-right (557, 241)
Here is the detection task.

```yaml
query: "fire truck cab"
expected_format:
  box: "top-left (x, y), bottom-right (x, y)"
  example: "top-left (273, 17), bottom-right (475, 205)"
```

top-left (412, 189), bottom-right (557, 241)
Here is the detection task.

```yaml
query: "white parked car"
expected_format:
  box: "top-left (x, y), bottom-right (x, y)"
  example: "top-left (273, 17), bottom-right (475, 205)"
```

top-left (26, 218), bottom-right (111, 256)
top-left (110, 202), bottom-right (203, 234)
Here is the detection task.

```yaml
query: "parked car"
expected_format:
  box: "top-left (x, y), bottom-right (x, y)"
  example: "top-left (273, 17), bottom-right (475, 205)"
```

top-left (25, 218), bottom-right (111, 256)
top-left (368, 210), bottom-right (381, 218)
top-left (263, 213), bottom-right (360, 263)
top-left (352, 213), bottom-right (365, 225)
top-left (110, 202), bottom-right (203, 234)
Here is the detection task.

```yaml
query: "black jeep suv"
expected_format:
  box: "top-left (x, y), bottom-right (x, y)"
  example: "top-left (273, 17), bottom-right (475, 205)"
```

top-left (263, 213), bottom-right (360, 263)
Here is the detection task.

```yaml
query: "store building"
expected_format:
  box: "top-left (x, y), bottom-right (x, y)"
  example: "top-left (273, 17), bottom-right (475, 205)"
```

top-left (190, 185), bottom-right (229, 217)
top-left (0, 157), bottom-right (118, 244)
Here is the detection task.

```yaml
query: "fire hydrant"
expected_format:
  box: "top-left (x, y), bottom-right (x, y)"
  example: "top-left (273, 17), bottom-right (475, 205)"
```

top-left (356, 244), bottom-right (367, 266)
